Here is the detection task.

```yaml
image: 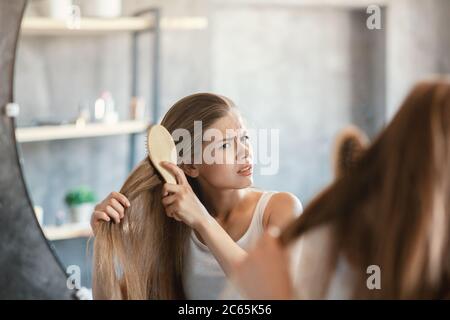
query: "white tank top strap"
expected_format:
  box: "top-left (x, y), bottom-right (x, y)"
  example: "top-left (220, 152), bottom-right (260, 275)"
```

top-left (237, 190), bottom-right (277, 247)
top-left (184, 190), bottom-right (278, 299)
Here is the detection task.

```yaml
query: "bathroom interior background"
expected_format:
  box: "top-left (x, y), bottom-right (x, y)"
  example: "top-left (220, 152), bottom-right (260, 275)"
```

top-left (14, 0), bottom-right (450, 287)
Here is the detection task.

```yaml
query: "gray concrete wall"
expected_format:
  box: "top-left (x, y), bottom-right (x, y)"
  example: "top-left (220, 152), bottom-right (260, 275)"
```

top-left (210, 3), bottom-right (385, 200)
top-left (386, 0), bottom-right (450, 118)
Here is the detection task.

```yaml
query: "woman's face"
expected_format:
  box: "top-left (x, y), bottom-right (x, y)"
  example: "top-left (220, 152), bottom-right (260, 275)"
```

top-left (190, 112), bottom-right (254, 190)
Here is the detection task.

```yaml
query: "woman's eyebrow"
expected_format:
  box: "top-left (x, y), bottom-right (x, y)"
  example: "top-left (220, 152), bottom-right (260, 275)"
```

top-left (219, 137), bottom-right (234, 142)
top-left (218, 130), bottom-right (248, 142)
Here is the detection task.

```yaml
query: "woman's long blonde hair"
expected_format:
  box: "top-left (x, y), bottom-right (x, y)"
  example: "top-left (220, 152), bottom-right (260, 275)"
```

top-left (93, 93), bottom-right (236, 299)
top-left (281, 80), bottom-right (450, 299)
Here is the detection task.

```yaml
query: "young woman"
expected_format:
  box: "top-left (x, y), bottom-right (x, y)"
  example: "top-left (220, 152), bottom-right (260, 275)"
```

top-left (232, 79), bottom-right (450, 299)
top-left (91, 93), bottom-right (303, 299)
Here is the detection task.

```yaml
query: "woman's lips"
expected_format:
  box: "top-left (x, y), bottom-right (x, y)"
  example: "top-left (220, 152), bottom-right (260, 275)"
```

top-left (237, 164), bottom-right (253, 176)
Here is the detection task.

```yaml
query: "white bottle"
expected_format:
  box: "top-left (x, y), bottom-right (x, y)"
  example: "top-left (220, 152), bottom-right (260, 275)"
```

top-left (83, 0), bottom-right (122, 18)
top-left (102, 91), bottom-right (119, 124)
top-left (40, 0), bottom-right (73, 20)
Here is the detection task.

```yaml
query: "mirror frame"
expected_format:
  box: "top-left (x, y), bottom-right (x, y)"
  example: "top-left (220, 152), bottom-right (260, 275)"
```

top-left (0, 0), bottom-right (76, 299)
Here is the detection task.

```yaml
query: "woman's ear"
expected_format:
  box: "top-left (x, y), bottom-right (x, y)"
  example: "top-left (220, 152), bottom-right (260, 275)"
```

top-left (181, 164), bottom-right (199, 178)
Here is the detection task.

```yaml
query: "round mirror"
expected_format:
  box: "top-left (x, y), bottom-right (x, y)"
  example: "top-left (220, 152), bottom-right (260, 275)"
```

top-left (11, 0), bottom-right (158, 298)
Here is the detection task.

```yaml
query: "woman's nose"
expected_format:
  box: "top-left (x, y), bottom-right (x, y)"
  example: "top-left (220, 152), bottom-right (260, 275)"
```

top-left (235, 138), bottom-right (250, 162)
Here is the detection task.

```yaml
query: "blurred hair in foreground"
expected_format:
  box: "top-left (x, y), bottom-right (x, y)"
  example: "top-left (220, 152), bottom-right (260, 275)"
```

top-left (332, 125), bottom-right (369, 179)
top-left (281, 78), bottom-right (450, 299)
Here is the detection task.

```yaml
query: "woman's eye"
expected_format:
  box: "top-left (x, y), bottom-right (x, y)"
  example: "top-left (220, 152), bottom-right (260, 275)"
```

top-left (241, 135), bottom-right (250, 142)
top-left (221, 142), bottom-right (231, 149)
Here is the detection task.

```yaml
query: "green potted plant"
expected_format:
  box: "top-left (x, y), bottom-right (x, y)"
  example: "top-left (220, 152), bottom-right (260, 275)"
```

top-left (64, 186), bottom-right (97, 223)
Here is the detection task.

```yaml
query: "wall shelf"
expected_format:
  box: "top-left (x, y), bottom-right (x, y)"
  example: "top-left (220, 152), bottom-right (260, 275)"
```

top-left (16, 120), bottom-right (150, 143)
top-left (218, 0), bottom-right (389, 8)
top-left (43, 222), bottom-right (93, 241)
top-left (16, 9), bottom-right (160, 248)
top-left (21, 17), bottom-right (156, 35)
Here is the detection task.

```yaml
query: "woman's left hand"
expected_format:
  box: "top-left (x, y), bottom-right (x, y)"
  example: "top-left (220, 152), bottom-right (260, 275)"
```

top-left (160, 161), bottom-right (210, 229)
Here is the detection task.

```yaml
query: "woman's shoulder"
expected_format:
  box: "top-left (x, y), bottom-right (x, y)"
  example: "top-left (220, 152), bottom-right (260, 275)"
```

top-left (247, 187), bottom-right (302, 207)
top-left (260, 191), bottom-right (303, 228)
top-left (268, 192), bottom-right (302, 208)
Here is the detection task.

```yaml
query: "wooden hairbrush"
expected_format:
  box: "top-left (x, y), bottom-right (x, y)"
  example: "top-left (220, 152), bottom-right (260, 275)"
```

top-left (146, 124), bottom-right (177, 184)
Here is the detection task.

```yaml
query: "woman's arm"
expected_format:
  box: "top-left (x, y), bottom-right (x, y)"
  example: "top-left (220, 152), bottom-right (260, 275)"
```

top-left (194, 214), bottom-right (248, 276)
top-left (228, 194), bottom-right (302, 299)
top-left (159, 162), bottom-right (301, 277)
top-left (194, 193), bottom-right (301, 276)
top-left (263, 192), bottom-right (303, 229)
top-left (231, 231), bottom-right (295, 299)
top-left (160, 162), bottom-right (247, 276)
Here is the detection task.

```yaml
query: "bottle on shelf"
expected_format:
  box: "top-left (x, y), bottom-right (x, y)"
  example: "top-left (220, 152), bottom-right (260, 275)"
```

top-left (94, 91), bottom-right (118, 124)
top-left (129, 96), bottom-right (146, 121)
top-left (75, 101), bottom-right (91, 127)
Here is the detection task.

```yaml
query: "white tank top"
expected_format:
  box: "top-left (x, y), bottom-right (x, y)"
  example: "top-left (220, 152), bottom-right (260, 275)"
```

top-left (183, 191), bottom-right (276, 300)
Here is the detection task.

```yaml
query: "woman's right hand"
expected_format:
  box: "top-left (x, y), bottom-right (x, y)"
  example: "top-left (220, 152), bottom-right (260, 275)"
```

top-left (90, 191), bottom-right (131, 234)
